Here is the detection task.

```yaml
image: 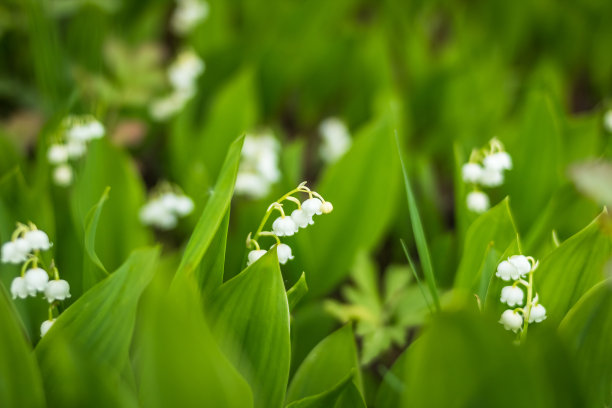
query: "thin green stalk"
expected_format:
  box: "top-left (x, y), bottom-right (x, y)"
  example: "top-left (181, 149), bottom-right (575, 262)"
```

top-left (400, 239), bottom-right (434, 314)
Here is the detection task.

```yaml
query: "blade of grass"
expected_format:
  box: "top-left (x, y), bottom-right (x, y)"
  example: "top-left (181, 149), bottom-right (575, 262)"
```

top-left (395, 131), bottom-right (440, 311)
top-left (400, 239), bottom-right (434, 314)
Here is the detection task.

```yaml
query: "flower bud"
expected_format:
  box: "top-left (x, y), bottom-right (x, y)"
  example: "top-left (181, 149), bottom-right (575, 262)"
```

top-left (321, 201), bottom-right (333, 214)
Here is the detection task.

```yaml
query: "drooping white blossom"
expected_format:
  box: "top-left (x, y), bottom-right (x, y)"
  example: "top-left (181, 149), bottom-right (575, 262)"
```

top-left (500, 285), bottom-right (524, 307)
top-left (140, 190), bottom-right (194, 230)
top-left (272, 216), bottom-right (298, 237)
top-left (234, 132), bottom-right (281, 199)
top-left (499, 309), bottom-right (523, 333)
top-left (11, 276), bottom-right (34, 299)
top-left (291, 209), bottom-right (313, 228)
top-left (53, 164), bottom-right (73, 187)
top-left (302, 198), bottom-right (323, 216)
top-left (47, 144), bottom-right (69, 164)
top-left (529, 302), bottom-right (547, 323)
top-left (466, 191), bottom-right (489, 213)
top-left (24, 229), bottom-right (51, 251)
top-left (168, 50), bottom-right (205, 91)
top-left (66, 118), bottom-right (105, 142)
top-left (461, 163), bottom-right (483, 184)
top-left (25, 268), bottom-right (50, 293)
top-left (276, 243), bottom-right (294, 265)
top-left (44, 279), bottom-right (71, 303)
top-left (478, 166), bottom-right (504, 187)
top-left (483, 151), bottom-right (513, 172)
top-left (40, 319), bottom-right (56, 337)
top-left (2, 239), bottom-right (31, 264)
top-left (247, 249), bottom-right (267, 266)
top-left (319, 117), bottom-right (352, 164)
top-left (507, 255), bottom-right (531, 277)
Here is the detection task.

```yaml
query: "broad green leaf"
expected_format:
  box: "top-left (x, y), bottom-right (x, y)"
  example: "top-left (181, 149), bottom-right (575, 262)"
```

top-left (375, 346), bottom-right (411, 408)
top-left (400, 310), bottom-right (585, 408)
top-left (286, 373), bottom-right (366, 408)
top-left (286, 324), bottom-right (362, 404)
top-left (559, 280), bottom-right (612, 407)
top-left (136, 274), bottom-right (253, 408)
top-left (36, 247), bottom-right (159, 371)
top-left (71, 139), bottom-right (150, 272)
top-left (296, 106), bottom-right (400, 297)
top-left (287, 272), bottom-right (308, 311)
top-left (396, 133), bottom-right (440, 310)
top-left (208, 247), bottom-right (290, 408)
top-left (82, 186), bottom-right (110, 289)
top-left (454, 199), bottom-right (517, 293)
top-left (504, 92), bottom-right (562, 233)
top-left (197, 210), bottom-right (230, 296)
top-left (0, 287), bottom-right (45, 407)
top-left (175, 135), bottom-right (244, 284)
top-left (537, 211), bottom-right (612, 324)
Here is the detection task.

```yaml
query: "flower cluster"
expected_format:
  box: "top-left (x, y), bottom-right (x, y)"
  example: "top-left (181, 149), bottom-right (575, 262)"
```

top-left (496, 255), bottom-right (546, 335)
top-left (139, 184), bottom-right (194, 230)
top-left (171, 0), bottom-right (209, 36)
top-left (318, 117), bottom-right (352, 164)
top-left (1, 223), bottom-right (70, 337)
top-left (150, 49), bottom-right (205, 121)
top-left (246, 182), bottom-right (333, 266)
top-left (47, 115), bottom-right (105, 187)
top-left (462, 138), bottom-right (512, 213)
top-left (234, 131), bottom-right (281, 199)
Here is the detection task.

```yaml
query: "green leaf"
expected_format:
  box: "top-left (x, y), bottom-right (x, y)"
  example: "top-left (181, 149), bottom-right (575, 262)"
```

top-left (296, 106), bottom-right (400, 297)
top-left (198, 210), bottom-right (230, 296)
top-left (83, 186), bottom-right (110, 285)
top-left (286, 324), bottom-right (362, 404)
top-left (136, 274), bottom-right (253, 408)
top-left (175, 135), bottom-right (244, 285)
top-left (537, 211), bottom-right (612, 324)
top-left (569, 160), bottom-right (612, 207)
top-left (286, 373), bottom-right (366, 408)
top-left (36, 247), bottom-right (159, 371)
top-left (287, 272), bottom-right (308, 311)
top-left (454, 198), bottom-right (517, 293)
top-left (375, 346), bottom-right (411, 408)
top-left (396, 133), bottom-right (440, 310)
top-left (559, 279), bottom-right (612, 407)
top-left (208, 247), bottom-right (290, 408)
top-left (0, 287), bottom-right (45, 407)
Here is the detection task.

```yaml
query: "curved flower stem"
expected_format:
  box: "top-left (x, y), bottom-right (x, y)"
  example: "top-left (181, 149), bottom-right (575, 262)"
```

top-left (253, 183), bottom-right (312, 240)
top-left (258, 231), bottom-right (281, 245)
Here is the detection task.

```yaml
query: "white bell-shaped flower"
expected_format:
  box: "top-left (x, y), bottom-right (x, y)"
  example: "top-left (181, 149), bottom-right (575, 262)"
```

top-left (44, 279), bottom-right (71, 303)
top-left (85, 120), bottom-right (105, 140)
top-left (174, 195), bottom-right (194, 216)
top-left (276, 243), bottom-right (294, 265)
top-left (40, 319), bottom-right (56, 337)
top-left (496, 259), bottom-right (520, 281)
top-left (25, 267), bottom-right (50, 292)
top-left (302, 198), bottom-right (323, 216)
top-left (483, 151), bottom-right (512, 171)
top-left (508, 255), bottom-right (531, 277)
top-left (11, 276), bottom-right (35, 299)
top-left (529, 303), bottom-right (547, 323)
top-left (466, 191), bottom-right (489, 213)
top-left (47, 144), bottom-right (69, 164)
top-left (53, 164), bottom-right (73, 187)
top-left (291, 209), bottom-right (313, 229)
top-left (500, 286), bottom-right (524, 306)
top-left (461, 163), bottom-right (483, 184)
top-left (168, 50), bottom-right (205, 91)
top-left (66, 139), bottom-right (87, 159)
top-left (319, 117), bottom-right (352, 164)
top-left (140, 201), bottom-right (178, 230)
top-left (24, 229), bottom-right (51, 251)
top-left (499, 309), bottom-right (523, 333)
top-left (272, 216), bottom-right (298, 237)
top-left (2, 238), bottom-right (31, 264)
top-left (479, 166), bottom-right (504, 187)
top-left (247, 249), bottom-right (267, 266)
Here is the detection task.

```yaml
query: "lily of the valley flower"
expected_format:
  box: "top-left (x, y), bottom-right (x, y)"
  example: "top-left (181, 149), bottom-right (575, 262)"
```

top-left (247, 249), bottom-right (267, 266)
top-left (11, 277), bottom-right (34, 299)
top-left (466, 191), bottom-right (490, 213)
top-left (499, 309), bottom-right (523, 333)
top-left (319, 117), bottom-right (352, 164)
top-left (529, 302), bottom-right (547, 323)
top-left (140, 187), bottom-right (194, 230)
top-left (40, 319), bottom-right (56, 337)
top-left (276, 243), bottom-right (294, 264)
top-left (272, 216), bottom-right (298, 237)
top-left (1, 238), bottom-right (31, 264)
top-left (25, 268), bottom-right (50, 293)
top-left (500, 285), bottom-right (524, 306)
top-left (171, 0), bottom-right (209, 35)
top-left (45, 279), bottom-right (71, 303)
top-left (234, 131), bottom-right (281, 199)
top-left (24, 229), bottom-right (51, 251)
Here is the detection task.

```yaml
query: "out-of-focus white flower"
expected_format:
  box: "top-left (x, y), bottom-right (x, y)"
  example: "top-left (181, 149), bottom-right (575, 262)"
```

top-left (47, 144), bottom-right (69, 164)
top-left (483, 152), bottom-right (512, 172)
top-left (319, 117), bottom-right (351, 163)
top-left (40, 319), bottom-right (56, 337)
top-left (149, 91), bottom-right (193, 121)
top-left (11, 276), bottom-right (34, 299)
top-left (529, 303), bottom-right (547, 323)
top-left (235, 132), bottom-right (281, 199)
top-left (140, 200), bottom-right (178, 230)
top-left (500, 286), bottom-right (524, 306)
top-left (66, 139), bottom-right (87, 159)
top-left (276, 243), bottom-right (294, 264)
top-left (461, 163), bottom-right (483, 184)
top-left (507, 255), bottom-right (531, 277)
top-left (168, 50), bottom-right (205, 91)
top-left (499, 309), bottom-right (523, 333)
top-left (479, 166), bottom-right (504, 187)
top-left (272, 216), bottom-right (298, 237)
top-left (25, 267), bottom-right (50, 293)
top-left (604, 109), bottom-right (612, 133)
top-left (67, 118), bottom-right (105, 142)
top-left (291, 209), bottom-right (313, 228)
top-left (247, 249), bottom-right (267, 266)
top-left (24, 229), bottom-right (51, 251)
top-left (53, 164), bottom-right (73, 187)
top-left (171, 0), bottom-right (209, 35)
top-left (2, 239), bottom-right (31, 264)
top-left (44, 279), bottom-right (71, 303)
top-left (160, 193), bottom-right (194, 216)
top-left (466, 191), bottom-right (489, 213)
top-left (302, 198), bottom-right (323, 216)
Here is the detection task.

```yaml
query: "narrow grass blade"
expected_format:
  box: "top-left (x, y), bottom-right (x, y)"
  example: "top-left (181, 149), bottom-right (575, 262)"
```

top-left (400, 239), bottom-right (434, 314)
